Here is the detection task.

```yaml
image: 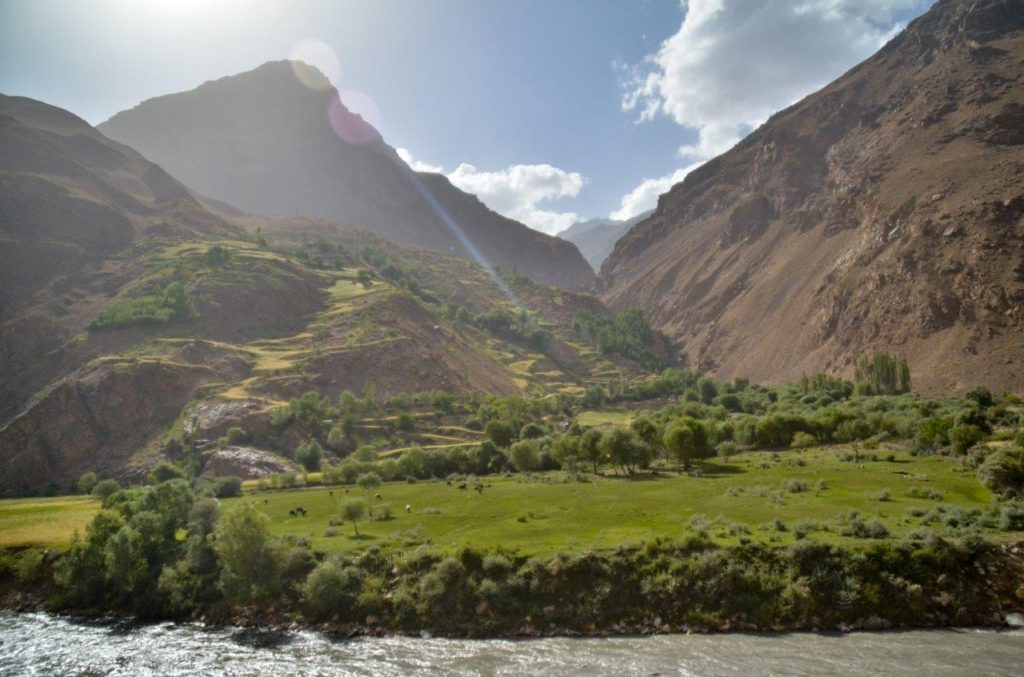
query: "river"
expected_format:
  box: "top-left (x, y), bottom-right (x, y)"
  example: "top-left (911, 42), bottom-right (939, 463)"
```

top-left (1, 611), bottom-right (1022, 675)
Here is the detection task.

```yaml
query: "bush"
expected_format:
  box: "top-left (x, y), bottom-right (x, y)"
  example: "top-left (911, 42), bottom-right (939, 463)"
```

top-left (213, 475), bottom-right (243, 498)
top-left (978, 449), bottom-right (1024, 497)
top-left (790, 432), bottom-right (817, 449)
top-left (88, 282), bottom-right (197, 330)
top-left (91, 479), bottom-right (121, 501)
top-left (148, 463), bottom-right (186, 485)
top-left (76, 472), bottom-right (98, 495)
top-left (224, 427), bottom-right (248, 445)
top-left (508, 440), bottom-right (541, 472)
top-left (302, 560), bottom-right (365, 621)
top-left (296, 440), bottom-right (323, 472)
top-left (15, 548), bottom-right (45, 583)
top-left (841, 517), bottom-right (889, 539)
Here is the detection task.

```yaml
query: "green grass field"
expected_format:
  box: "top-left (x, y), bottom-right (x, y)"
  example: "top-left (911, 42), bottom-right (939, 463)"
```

top-left (1, 445), bottom-right (1013, 555)
top-left (0, 496), bottom-right (99, 548)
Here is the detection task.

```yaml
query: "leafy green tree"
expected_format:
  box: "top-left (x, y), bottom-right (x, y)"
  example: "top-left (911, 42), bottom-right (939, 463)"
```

top-left (697, 377), bottom-right (718, 404)
top-left (485, 420), bottom-right (516, 448)
top-left (579, 429), bottom-right (604, 473)
top-left (630, 416), bottom-right (662, 454)
top-left (213, 503), bottom-right (283, 606)
top-left (92, 479), bottom-right (121, 502)
top-left (148, 462), bottom-right (186, 485)
top-left (600, 428), bottom-right (651, 475)
top-left (77, 472), bottom-right (98, 495)
top-left (663, 418), bottom-right (712, 471)
top-left (853, 352), bottom-right (911, 395)
top-left (296, 440), bottom-right (323, 471)
top-left (519, 422), bottom-right (546, 440)
top-left (396, 412), bottom-right (415, 432)
top-left (302, 559), bottom-right (365, 621)
top-left (508, 440), bottom-right (541, 472)
top-left (339, 499), bottom-right (366, 536)
top-left (356, 472), bottom-right (381, 515)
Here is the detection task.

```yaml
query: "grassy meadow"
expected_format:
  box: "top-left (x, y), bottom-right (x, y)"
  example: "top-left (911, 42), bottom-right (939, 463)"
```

top-left (3, 444), bottom-right (1009, 556)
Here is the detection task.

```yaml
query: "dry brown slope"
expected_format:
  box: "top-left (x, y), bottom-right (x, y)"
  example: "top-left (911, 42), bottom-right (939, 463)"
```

top-left (600, 0), bottom-right (1024, 395)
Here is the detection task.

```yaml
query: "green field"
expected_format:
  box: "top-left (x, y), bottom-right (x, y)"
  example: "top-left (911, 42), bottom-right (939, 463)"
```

top-left (0, 444), bottom-right (1011, 556)
top-left (0, 496), bottom-right (99, 548)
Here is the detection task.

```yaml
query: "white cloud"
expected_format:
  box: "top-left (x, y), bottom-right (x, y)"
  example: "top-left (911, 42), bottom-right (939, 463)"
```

top-left (622, 0), bottom-right (916, 159)
top-left (610, 162), bottom-right (703, 221)
top-left (447, 162), bottom-right (585, 235)
top-left (396, 148), bottom-right (585, 235)
top-left (396, 147), bottom-right (443, 174)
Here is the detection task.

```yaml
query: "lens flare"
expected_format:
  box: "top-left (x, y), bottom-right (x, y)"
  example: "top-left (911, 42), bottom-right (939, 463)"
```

top-left (289, 39), bottom-right (339, 91)
top-left (388, 154), bottom-right (520, 306)
top-left (327, 92), bottom-right (380, 146)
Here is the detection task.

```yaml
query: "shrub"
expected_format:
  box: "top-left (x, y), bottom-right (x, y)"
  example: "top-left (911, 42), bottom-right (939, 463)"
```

top-left (302, 560), bottom-right (365, 622)
top-left (296, 440), bottom-right (323, 472)
top-left (978, 449), bottom-right (1024, 497)
top-left (508, 440), bottom-right (541, 472)
top-left (224, 427), bottom-right (248, 445)
top-left (91, 479), bottom-right (121, 501)
top-left (780, 478), bottom-right (810, 493)
top-left (76, 472), bottom-right (98, 495)
top-left (790, 432), bottom-right (817, 449)
top-left (148, 463), bottom-right (186, 485)
top-left (841, 517), bottom-right (889, 539)
top-left (88, 282), bottom-right (197, 330)
top-left (873, 488), bottom-right (892, 502)
top-left (15, 548), bottom-right (45, 583)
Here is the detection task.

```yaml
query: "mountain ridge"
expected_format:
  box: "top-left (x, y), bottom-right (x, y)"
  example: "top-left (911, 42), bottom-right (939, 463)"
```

top-left (599, 0), bottom-right (1024, 395)
top-left (99, 60), bottom-right (595, 290)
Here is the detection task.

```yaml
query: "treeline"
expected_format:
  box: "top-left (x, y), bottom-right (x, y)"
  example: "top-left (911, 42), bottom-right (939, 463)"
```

top-left (572, 309), bottom-right (670, 370)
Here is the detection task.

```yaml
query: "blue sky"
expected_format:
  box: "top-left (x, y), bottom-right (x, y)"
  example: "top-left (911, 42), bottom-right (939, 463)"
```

top-left (0, 0), bottom-right (931, 232)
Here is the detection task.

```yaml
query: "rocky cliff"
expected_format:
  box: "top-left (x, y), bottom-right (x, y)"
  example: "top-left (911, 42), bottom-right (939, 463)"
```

top-left (600, 0), bottom-right (1024, 394)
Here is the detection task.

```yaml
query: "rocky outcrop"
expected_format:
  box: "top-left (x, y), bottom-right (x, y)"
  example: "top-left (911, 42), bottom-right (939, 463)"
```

top-left (201, 446), bottom-right (298, 480)
top-left (600, 0), bottom-right (1024, 395)
top-left (0, 343), bottom-right (248, 495)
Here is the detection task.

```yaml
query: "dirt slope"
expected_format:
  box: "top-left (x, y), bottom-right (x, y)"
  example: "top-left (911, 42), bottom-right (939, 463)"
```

top-left (600, 0), bottom-right (1024, 395)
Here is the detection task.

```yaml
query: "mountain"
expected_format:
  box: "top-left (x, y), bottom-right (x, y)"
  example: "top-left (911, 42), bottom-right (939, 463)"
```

top-left (98, 61), bottom-right (594, 290)
top-left (0, 95), bottom-right (653, 496)
top-left (561, 210), bottom-right (653, 270)
top-left (599, 0), bottom-right (1024, 395)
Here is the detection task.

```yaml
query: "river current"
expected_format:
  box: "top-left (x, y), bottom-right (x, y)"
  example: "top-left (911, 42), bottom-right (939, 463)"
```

top-left (1, 611), bottom-right (1022, 676)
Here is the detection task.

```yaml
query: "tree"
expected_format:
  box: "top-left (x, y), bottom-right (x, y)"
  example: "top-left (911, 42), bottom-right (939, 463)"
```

top-left (148, 463), bottom-right (185, 485)
top-left (396, 412), bottom-right (415, 432)
top-left (600, 428), bottom-right (651, 475)
top-left (853, 352), bottom-right (911, 395)
top-left (508, 440), bottom-right (541, 472)
top-left (302, 559), bottom-right (365, 621)
top-left (356, 472), bottom-right (381, 515)
top-left (485, 420), bottom-right (516, 448)
top-left (77, 472), bottom-right (98, 495)
top-left (663, 418), bottom-right (712, 471)
top-left (339, 499), bottom-right (366, 536)
top-left (579, 429), bottom-right (604, 473)
top-left (92, 479), bottom-right (121, 502)
top-left (519, 422), bottom-right (547, 440)
top-left (213, 503), bottom-right (283, 605)
top-left (631, 416), bottom-right (662, 455)
top-left (296, 440), bottom-right (323, 471)
top-left (697, 377), bottom-right (718, 404)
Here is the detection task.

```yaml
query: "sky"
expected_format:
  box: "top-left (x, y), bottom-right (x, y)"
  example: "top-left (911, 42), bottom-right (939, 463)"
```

top-left (0, 0), bottom-right (933, 233)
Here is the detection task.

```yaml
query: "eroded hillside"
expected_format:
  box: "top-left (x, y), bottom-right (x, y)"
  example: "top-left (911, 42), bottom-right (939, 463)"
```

top-left (600, 0), bottom-right (1024, 395)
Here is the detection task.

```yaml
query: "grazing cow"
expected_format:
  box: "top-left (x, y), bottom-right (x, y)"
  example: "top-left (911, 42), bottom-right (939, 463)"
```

top-left (458, 483), bottom-right (467, 490)
top-left (345, 489), bottom-right (350, 494)
top-left (289, 510), bottom-right (296, 517)
top-left (474, 485), bottom-right (483, 494)
top-left (446, 480), bottom-right (452, 486)
top-left (375, 493), bottom-right (383, 501)
top-left (405, 504), bottom-right (412, 513)
top-left (263, 499), bottom-right (268, 504)
top-left (329, 491), bottom-right (334, 497)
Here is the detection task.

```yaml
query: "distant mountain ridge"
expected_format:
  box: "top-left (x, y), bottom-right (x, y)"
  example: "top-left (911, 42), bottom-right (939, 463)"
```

top-left (599, 0), bottom-right (1024, 395)
top-left (98, 61), bottom-right (594, 290)
top-left (560, 210), bottom-right (652, 270)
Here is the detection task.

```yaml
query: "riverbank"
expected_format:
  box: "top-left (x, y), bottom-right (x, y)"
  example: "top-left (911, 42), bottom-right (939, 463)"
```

top-left (4, 537), bottom-right (1024, 639)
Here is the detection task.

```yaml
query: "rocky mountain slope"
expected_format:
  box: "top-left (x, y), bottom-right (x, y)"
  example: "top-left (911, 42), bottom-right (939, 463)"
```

top-left (98, 61), bottom-right (594, 290)
top-left (600, 0), bottom-right (1024, 395)
top-left (0, 96), bottom-right (651, 495)
top-left (561, 210), bottom-right (652, 270)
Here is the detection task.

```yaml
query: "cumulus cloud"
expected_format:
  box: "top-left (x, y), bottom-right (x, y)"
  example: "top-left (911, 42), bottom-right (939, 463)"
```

top-left (396, 147), bottom-right (443, 174)
top-left (396, 148), bottom-right (584, 235)
top-left (611, 0), bottom-right (917, 218)
top-left (610, 162), bottom-right (703, 221)
top-left (622, 0), bottom-right (916, 159)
